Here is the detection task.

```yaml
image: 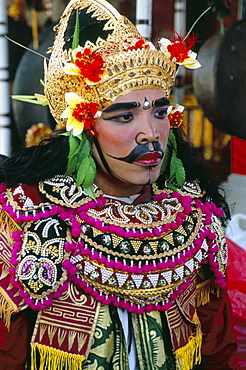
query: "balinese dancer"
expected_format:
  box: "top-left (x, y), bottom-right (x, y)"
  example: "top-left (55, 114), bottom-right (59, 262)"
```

top-left (0, 0), bottom-right (237, 369)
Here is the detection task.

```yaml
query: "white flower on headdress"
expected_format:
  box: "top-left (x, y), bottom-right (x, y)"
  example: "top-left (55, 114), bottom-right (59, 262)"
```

top-left (60, 92), bottom-right (99, 137)
top-left (158, 38), bottom-right (172, 55)
top-left (146, 41), bottom-right (156, 50)
top-left (167, 104), bottom-right (185, 115)
top-left (158, 36), bottom-right (201, 69)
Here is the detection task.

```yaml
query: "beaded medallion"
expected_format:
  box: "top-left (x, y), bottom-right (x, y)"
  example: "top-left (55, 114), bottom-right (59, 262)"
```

top-left (0, 175), bottom-right (227, 314)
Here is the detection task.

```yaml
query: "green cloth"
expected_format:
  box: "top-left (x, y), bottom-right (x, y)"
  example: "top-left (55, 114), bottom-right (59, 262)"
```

top-left (83, 305), bottom-right (176, 370)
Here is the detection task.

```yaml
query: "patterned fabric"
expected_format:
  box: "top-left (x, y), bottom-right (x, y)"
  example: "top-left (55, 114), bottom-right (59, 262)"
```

top-left (83, 305), bottom-right (174, 370)
top-left (0, 177), bottom-right (233, 370)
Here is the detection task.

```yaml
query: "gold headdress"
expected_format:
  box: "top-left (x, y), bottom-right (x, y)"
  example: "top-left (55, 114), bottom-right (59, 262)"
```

top-left (44, 0), bottom-right (178, 128)
top-left (15, 0), bottom-right (200, 196)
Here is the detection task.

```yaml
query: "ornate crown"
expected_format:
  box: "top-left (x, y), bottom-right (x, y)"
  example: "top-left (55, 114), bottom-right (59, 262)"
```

top-left (39, 0), bottom-right (201, 196)
top-left (44, 0), bottom-right (177, 127)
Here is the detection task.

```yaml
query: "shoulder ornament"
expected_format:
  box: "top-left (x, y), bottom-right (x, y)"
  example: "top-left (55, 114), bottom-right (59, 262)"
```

top-left (0, 178), bottom-right (226, 315)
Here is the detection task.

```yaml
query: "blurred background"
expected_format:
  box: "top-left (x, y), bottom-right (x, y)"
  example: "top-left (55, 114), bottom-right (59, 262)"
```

top-left (0, 0), bottom-right (246, 367)
top-left (1, 0), bottom-right (245, 189)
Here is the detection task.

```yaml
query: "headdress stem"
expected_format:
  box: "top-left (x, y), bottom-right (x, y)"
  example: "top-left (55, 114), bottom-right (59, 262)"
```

top-left (183, 6), bottom-right (211, 40)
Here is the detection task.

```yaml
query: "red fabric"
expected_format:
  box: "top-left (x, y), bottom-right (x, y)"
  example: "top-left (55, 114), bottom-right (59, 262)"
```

top-left (195, 288), bottom-right (238, 369)
top-left (231, 137), bottom-right (246, 175)
top-left (226, 237), bottom-right (246, 369)
top-left (21, 183), bottom-right (45, 204)
top-left (0, 313), bottom-right (29, 370)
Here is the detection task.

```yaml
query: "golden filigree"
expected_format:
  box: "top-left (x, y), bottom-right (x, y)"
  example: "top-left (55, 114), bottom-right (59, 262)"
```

top-left (44, 0), bottom-right (177, 126)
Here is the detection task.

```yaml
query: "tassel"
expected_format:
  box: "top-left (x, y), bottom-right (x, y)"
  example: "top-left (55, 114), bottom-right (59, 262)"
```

top-left (0, 287), bottom-right (18, 330)
top-left (175, 334), bottom-right (202, 370)
top-left (31, 343), bottom-right (85, 370)
top-left (174, 310), bottom-right (202, 370)
top-left (196, 278), bottom-right (221, 307)
top-left (0, 209), bottom-right (22, 330)
top-left (0, 208), bottom-right (21, 232)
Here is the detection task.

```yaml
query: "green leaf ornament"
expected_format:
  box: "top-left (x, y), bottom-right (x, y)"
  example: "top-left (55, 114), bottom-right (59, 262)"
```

top-left (162, 131), bottom-right (186, 190)
top-left (64, 10), bottom-right (96, 198)
top-left (72, 9), bottom-right (80, 51)
top-left (76, 157), bottom-right (91, 186)
top-left (65, 131), bottom-right (96, 198)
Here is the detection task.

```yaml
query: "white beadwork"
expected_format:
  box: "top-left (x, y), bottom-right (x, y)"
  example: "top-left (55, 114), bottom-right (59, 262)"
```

top-left (34, 218), bottom-right (62, 238)
top-left (147, 273), bottom-right (159, 288)
top-left (202, 239), bottom-right (209, 252)
top-left (115, 272), bottom-right (128, 287)
top-left (175, 266), bottom-right (184, 279)
top-left (101, 268), bottom-right (114, 283)
top-left (194, 249), bottom-right (202, 263)
top-left (131, 274), bottom-right (144, 288)
top-left (162, 270), bottom-right (172, 284)
top-left (185, 259), bottom-right (194, 272)
top-left (84, 261), bottom-right (97, 275)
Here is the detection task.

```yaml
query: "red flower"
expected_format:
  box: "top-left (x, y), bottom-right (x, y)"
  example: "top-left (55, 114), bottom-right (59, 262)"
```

top-left (124, 38), bottom-right (150, 52)
top-left (61, 92), bottom-right (99, 136)
top-left (167, 33), bottom-right (198, 63)
top-left (74, 48), bottom-right (105, 83)
top-left (72, 101), bottom-right (99, 131)
top-left (167, 105), bottom-right (185, 128)
top-left (63, 47), bottom-right (106, 84)
top-left (168, 111), bottom-right (183, 128)
top-left (158, 32), bottom-right (201, 69)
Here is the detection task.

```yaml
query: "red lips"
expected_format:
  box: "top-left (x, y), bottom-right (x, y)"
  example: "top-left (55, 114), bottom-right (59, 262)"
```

top-left (133, 152), bottom-right (162, 166)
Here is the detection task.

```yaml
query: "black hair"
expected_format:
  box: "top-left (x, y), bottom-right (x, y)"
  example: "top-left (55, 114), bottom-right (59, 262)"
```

top-left (0, 127), bottom-right (230, 222)
top-left (0, 130), bottom-right (69, 187)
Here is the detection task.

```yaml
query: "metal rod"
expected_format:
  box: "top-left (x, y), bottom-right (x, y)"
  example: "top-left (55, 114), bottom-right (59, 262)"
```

top-left (136, 0), bottom-right (153, 40)
top-left (173, 0), bottom-right (187, 105)
top-left (0, 0), bottom-right (11, 156)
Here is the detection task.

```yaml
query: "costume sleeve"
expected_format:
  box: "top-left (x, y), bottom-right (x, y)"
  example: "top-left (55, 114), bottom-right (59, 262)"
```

top-left (191, 201), bottom-right (238, 369)
top-left (0, 208), bottom-right (30, 369)
top-left (0, 313), bottom-right (29, 370)
top-left (195, 283), bottom-right (238, 369)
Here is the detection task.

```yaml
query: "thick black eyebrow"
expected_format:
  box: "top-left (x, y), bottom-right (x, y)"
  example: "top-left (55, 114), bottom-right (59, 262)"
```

top-left (103, 101), bottom-right (139, 113)
top-left (152, 97), bottom-right (170, 107)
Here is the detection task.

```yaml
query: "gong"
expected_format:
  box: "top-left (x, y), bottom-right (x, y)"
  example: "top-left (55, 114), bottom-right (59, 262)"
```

top-left (193, 19), bottom-right (246, 139)
top-left (12, 25), bottom-right (56, 141)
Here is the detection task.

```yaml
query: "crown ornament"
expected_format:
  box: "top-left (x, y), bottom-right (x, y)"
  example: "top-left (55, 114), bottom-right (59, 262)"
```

top-left (44, 0), bottom-right (178, 128)
top-left (11, 0), bottom-right (202, 196)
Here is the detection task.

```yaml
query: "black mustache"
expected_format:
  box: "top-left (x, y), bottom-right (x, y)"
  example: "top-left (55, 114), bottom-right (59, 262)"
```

top-left (107, 141), bottom-right (164, 163)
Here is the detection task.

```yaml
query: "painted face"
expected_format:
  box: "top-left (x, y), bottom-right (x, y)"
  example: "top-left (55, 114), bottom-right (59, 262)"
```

top-left (92, 89), bottom-right (170, 196)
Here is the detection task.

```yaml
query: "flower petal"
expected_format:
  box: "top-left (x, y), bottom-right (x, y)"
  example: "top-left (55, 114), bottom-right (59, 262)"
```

top-left (84, 78), bottom-right (99, 86)
top-left (72, 47), bottom-right (84, 60)
top-left (66, 116), bottom-right (77, 131)
top-left (147, 41), bottom-right (156, 51)
top-left (167, 104), bottom-right (185, 115)
top-left (72, 121), bottom-right (84, 136)
top-left (176, 105), bottom-right (185, 113)
top-left (188, 51), bottom-right (197, 59)
top-left (180, 58), bottom-right (201, 69)
top-left (158, 38), bottom-right (172, 53)
top-left (60, 107), bottom-right (73, 119)
top-left (63, 63), bottom-right (81, 75)
top-left (64, 92), bottom-right (82, 107)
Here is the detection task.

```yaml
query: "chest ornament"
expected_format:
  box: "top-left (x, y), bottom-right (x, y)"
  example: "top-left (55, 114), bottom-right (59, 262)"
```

top-left (0, 177), bottom-right (227, 314)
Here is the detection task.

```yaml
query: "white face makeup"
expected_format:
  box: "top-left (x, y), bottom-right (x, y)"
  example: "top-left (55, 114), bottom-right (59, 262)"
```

top-left (92, 89), bottom-right (170, 196)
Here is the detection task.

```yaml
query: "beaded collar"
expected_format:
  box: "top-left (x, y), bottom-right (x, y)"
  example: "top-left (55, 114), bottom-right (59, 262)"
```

top-left (0, 176), bottom-right (227, 314)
